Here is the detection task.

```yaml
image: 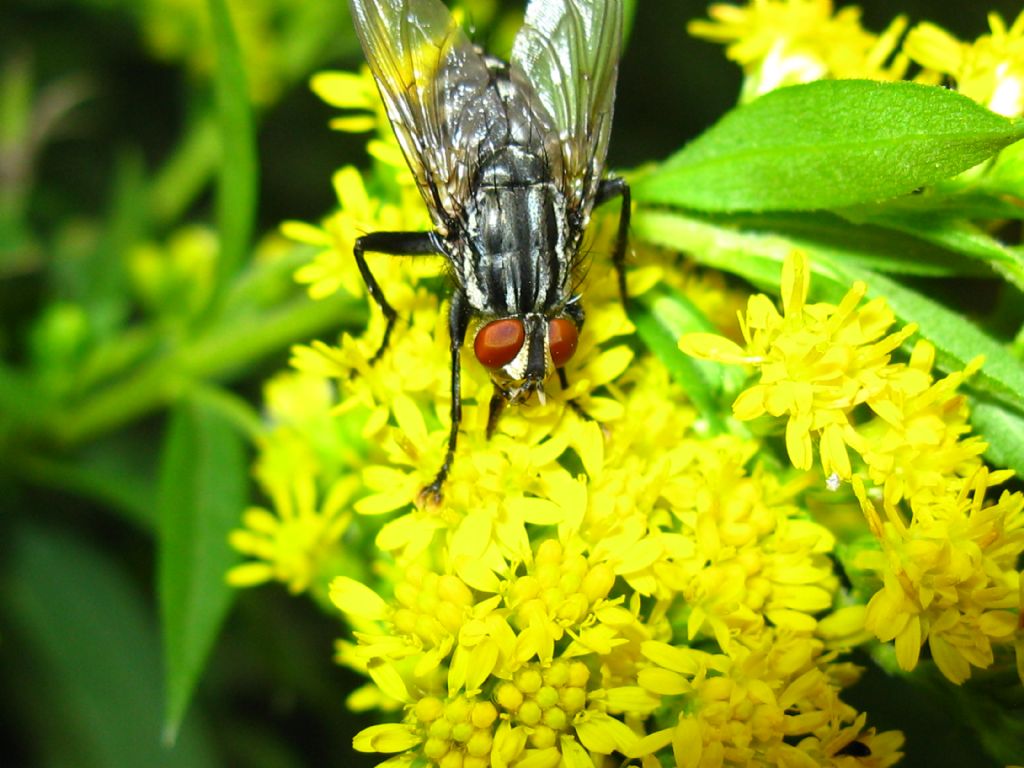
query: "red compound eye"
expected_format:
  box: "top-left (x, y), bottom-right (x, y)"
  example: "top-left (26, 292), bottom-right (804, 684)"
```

top-left (474, 318), bottom-right (525, 369)
top-left (548, 318), bottom-right (578, 368)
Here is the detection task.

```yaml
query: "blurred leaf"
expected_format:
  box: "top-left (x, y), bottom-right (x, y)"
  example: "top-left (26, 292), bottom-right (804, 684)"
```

top-left (630, 285), bottom-right (731, 432)
top-left (634, 80), bottom-right (1024, 211)
top-left (158, 394), bottom-right (247, 741)
top-left (969, 397), bottom-right (1024, 479)
top-left (6, 523), bottom-right (218, 768)
top-left (0, 360), bottom-right (49, 435)
top-left (902, 663), bottom-right (1024, 767)
top-left (149, 115), bottom-right (220, 227)
top-left (207, 0), bottom-right (257, 303)
top-left (55, 287), bottom-right (354, 446)
top-left (840, 205), bottom-right (1024, 290)
top-left (21, 436), bottom-right (158, 529)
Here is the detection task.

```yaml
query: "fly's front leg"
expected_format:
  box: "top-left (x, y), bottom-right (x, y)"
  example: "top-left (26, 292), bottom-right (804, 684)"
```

top-left (420, 289), bottom-right (471, 505)
top-left (486, 387), bottom-right (507, 439)
top-left (557, 367), bottom-right (594, 423)
top-left (556, 301), bottom-right (591, 422)
top-left (595, 177), bottom-right (631, 306)
top-left (353, 231), bottom-right (440, 363)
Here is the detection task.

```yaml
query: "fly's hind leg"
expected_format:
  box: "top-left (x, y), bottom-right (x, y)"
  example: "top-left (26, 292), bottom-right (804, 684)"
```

top-left (595, 177), bottom-right (631, 306)
top-left (353, 231), bottom-right (441, 363)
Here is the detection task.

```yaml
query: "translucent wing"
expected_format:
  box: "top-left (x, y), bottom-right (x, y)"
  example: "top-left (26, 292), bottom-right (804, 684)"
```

top-left (348, 0), bottom-right (493, 231)
top-left (510, 0), bottom-right (623, 218)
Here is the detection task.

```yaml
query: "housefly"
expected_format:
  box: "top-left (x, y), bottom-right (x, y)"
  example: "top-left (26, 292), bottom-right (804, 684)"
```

top-left (348, 0), bottom-right (630, 501)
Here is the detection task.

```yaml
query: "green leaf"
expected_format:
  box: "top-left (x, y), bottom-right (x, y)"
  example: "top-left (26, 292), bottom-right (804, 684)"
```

top-left (630, 285), bottom-right (731, 433)
top-left (720, 211), bottom-right (987, 278)
top-left (969, 397), bottom-right (1024, 479)
top-left (634, 80), bottom-right (1024, 212)
top-left (19, 436), bottom-right (158, 529)
top-left (6, 524), bottom-right (218, 767)
top-left (839, 205), bottom-right (1024, 291)
top-left (158, 395), bottom-right (247, 741)
top-left (207, 0), bottom-right (258, 304)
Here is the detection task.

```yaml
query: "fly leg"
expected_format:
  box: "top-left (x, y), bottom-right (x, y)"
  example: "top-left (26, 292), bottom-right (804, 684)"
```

top-left (420, 289), bottom-right (471, 505)
top-left (486, 387), bottom-right (507, 439)
top-left (557, 367), bottom-right (594, 423)
top-left (595, 177), bottom-right (631, 306)
top-left (353, 231), bottom-right (441, 362)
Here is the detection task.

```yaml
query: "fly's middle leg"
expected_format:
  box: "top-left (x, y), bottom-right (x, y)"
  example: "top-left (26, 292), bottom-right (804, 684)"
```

top-left (353, 231), bottom-right (440, 363)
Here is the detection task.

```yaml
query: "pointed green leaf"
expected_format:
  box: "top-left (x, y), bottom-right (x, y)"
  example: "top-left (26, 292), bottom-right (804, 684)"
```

top-left (7, 524), bottom-right (217, 767)
top-left (630, 286), bottom-right (733, 432)
top-left (158, 395), bottom-right (247, 740)
top-left (634, 80), bottom-right (1024, 211)
top-left (970, 397), bottom-right (1024, 479)
top-left (840, 205), bottom-right (1024, 290)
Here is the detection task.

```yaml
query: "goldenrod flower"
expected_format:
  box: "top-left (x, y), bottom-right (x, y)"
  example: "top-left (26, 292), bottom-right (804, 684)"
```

top-left (689, 0), bottom-right (908, 100)
top-left (680, 250), bottom-right (916, 482)
top-left (853, 471), bottom-right (1023, 683)
top-left (844, 341), bottom-right (988, 507)
top-left (632, 627), bottom-right (904, 767)
top-left (904, 10), bottom-right (1024, 116)
top-left (239, 60), bottom-right (924, 765)
top-left (330, 539), bottom-right (649, 765)
top-left (679, 250), bottom-right (1024, 687)
top-left (227, 372), bottom-right (361, 597)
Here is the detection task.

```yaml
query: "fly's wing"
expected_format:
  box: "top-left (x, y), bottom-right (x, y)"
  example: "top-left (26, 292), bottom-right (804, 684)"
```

top-left (510, 0), bottom-right (623, 221)
top-left (348, 0), bottom-right (492, 232)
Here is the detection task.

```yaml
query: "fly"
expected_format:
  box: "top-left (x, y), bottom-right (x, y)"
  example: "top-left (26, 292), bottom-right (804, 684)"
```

top-left (348, 0), bottom-right (630, 502)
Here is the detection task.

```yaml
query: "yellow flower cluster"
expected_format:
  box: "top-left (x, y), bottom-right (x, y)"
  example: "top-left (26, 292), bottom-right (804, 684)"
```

top-left (854, 470), bottom-right (1023, 684)
top-left (904, 10), bottom-right (1024, 117)
top-left (634, 628), bottom-right (904, 767)
top-left (688, 0), bottom-right (908, 100)
top-left (690, 1), bottom-right (1024, 120)
top-left (681, 250), bottom-right (1024, 686)
top-left (220, 63), bottom-right (909, 765)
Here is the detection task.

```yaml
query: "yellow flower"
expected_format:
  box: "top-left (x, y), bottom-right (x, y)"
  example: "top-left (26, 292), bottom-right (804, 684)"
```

top-left (844, 340), bottom-right (988, 507)
top-left (853, 471), bottom-right (1024, 683)
top-left (904, 11), bottom-right (1024, 116)
top-left (611, 432), bottom-right (838, 645)
top-left (256, 54), bottom-right (950, 767)
top-left (228, 371), bottom-right (363, 597)
top-left (632, 627), bottom-right (904, 767)
top-left (689, 0), bottom-right (908, 100)
top-left (331, 540), bottom-right (649, 766)
top-left (680, 250), bottom-right (916, 481)
top-left (227, 463), bottom-right (357, 596)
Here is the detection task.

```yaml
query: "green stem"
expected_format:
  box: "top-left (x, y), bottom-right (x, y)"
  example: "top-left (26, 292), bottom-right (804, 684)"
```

top-left (53, 293), bottom-right (360, 446)
top-left (148, 113), bottom-right (219, 226)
